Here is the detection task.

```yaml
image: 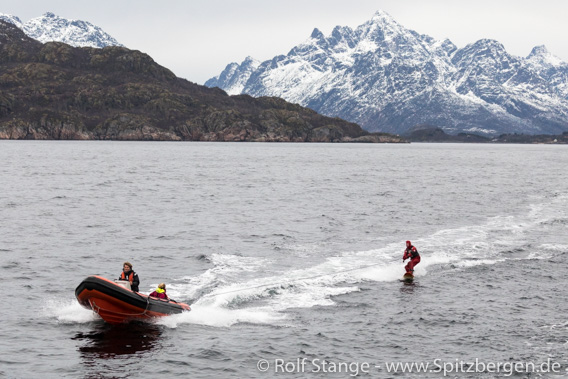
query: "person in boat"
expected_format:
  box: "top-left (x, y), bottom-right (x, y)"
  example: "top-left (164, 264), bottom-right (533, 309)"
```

top-left (120, 261), bottom-right (140, 292)
top-left (149, 283), bottom-right (169, 300)
top-left (402, 240), bottom-right (420, 274)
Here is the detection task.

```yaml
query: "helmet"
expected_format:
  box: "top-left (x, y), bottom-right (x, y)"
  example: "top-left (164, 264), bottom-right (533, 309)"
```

top-left (406, 240), bottom-right (411, 246)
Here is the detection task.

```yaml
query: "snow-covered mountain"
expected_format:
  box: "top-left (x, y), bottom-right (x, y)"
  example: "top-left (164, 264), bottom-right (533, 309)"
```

top-left (217, 56), bottom-right (261, 95)
top-left (0, 12), bottom-right (123, 48)
top-left (206, 11), bottom-right (568, 135)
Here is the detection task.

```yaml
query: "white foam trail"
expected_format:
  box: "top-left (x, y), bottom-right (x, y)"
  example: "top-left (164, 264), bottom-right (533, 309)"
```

top-left (452, 259), bottom-right (504, 268)
top-left (271, 285), bottom-right (358, 310)
top-left (526, 251), bottom-right (553, 260)
top-left (179, 254), bottom-right (271, 297)
top-left (155, 305), bottom-right (287, 328)
top-left (538, 243), bottom-right (568, 252)
top-left (167, 196), bottom-right (567, 328)
top-left (183, 239), bottom-right (469, 322)
top-left (42, 298), bottom-right (99, 324)
top-left (176, 269), bottom-right (218, 299)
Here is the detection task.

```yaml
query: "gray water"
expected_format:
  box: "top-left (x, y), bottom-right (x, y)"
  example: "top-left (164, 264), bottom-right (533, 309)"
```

top-left (0, 141), bottom-right (567, 378)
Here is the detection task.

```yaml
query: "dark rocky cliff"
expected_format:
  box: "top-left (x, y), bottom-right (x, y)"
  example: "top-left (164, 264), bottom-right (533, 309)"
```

top-left (0, 21), bottom-right (404, 143)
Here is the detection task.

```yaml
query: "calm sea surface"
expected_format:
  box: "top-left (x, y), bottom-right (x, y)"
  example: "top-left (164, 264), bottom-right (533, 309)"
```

top-left (0, 141), bottom-right (567, 378)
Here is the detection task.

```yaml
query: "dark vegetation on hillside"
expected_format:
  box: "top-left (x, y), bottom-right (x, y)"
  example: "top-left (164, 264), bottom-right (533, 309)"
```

top-left (0, 21), bottom-right (403, 142)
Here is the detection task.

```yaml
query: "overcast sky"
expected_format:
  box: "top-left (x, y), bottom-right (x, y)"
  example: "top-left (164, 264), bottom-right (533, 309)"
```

top-left (3, 0), bottom-right (567, 84)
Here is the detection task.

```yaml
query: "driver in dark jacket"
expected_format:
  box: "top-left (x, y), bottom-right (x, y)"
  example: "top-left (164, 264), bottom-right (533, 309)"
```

top-left (119, 261), bottom-right (140, 292)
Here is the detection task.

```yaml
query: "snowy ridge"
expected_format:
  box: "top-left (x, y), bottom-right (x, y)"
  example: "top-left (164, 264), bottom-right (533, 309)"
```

top-left (206, 10), bottom-right (568, 135)
top-left (0, 12), bottom-right (122, 48)
top-left (212, 56), bottom-right (260, 95)
top-left (0, 14), bottom-right (23, 29)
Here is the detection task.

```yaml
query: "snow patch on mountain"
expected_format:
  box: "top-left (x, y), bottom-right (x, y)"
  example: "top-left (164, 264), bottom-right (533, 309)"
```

top-left (0, 12), bottom-right (122, 48)
top-left (208, 56), bottom-right (260, 95)
top-left (0, 14), bottom-right (23, 29)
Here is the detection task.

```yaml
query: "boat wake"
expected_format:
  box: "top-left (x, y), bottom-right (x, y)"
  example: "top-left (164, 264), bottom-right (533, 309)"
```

top-left (158, 195), bottom-right (566, 328)
top-left (155, 305), bottom-right (287, 328)
top-left (43, 298), bottom-right (98, 324)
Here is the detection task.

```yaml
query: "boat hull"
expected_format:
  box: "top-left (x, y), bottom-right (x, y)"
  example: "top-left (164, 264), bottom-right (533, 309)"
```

top-left (75, 276), bottom-right (190, 324)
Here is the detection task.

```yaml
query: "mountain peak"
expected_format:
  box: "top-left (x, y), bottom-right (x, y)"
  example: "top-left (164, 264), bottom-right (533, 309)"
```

top-left (473, 38), bottom-right (505, 49)
top-left (1, 11), bottom-right (123, 49)
top-left (459, 39), bottom-right (509, 58)
top-left (370, 10), bottom-right (396, 24)
top-left (0, 13), bottom-right (23, 28)
top-left (31, 12), bottom-right (123, 48)
top-left (529, 45), bottom-right (548, 56)
top-left (527, 44), bottom-right (565, 67)
top-left (358, 9), bottom-right (411, 44)
top-left (243, 56), bottom-right (257, 64)
top-left (310, 28), bottom-right (325, 40)
top-left (367, 9), bottom-right (404, 31)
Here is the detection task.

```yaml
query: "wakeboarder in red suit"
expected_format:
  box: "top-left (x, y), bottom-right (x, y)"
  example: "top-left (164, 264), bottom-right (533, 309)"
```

top-left (403, 240), bottom-right (420, 274)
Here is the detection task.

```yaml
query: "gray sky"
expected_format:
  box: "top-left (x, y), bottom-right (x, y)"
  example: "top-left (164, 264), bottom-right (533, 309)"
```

top-left (3, 0), bottom-right (567, 84)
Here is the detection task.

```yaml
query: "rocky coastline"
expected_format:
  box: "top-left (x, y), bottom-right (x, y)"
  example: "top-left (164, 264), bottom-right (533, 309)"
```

top-left (0, 21), bottom-right (404, 143)
top-left (406, 127), bottom-right (568, 144)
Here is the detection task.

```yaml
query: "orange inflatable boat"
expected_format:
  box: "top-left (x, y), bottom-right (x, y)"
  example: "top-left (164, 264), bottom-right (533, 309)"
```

top-left (75, 276), bottom-right (191, 324)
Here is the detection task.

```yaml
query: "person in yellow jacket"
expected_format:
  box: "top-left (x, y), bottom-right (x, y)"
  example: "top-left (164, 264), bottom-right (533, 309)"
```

top-left (149, 283), bottom-right (169, 300)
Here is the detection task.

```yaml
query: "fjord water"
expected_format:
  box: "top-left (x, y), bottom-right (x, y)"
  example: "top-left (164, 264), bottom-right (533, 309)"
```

top-left (0, 141), bottom-right (566, 378)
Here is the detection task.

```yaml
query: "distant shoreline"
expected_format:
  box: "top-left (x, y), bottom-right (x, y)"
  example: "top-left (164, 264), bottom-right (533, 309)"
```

top-left (406, 127), bottom-right (568, 144)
